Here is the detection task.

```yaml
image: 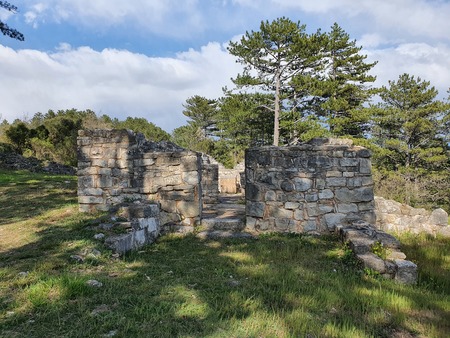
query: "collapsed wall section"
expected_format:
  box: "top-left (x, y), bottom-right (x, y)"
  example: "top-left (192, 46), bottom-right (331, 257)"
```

top-left (77, 129), bottom-right (202, 226)
top-left (245, 139), bottom-right (375, 234)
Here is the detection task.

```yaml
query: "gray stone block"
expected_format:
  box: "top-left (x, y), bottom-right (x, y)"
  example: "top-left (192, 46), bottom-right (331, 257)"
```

top-left (323, 213), bottom-right (346, 229)
top-left (335, 187), bottom-right (374, 203)
top-left (394, 260), bottom-right (417, 284)
top-left (430, 208), bottom-right (448, 226)
top-left (246, 201), bottom-right (265, 218)
top-left (294, 177), bottom-right (312, 191)
top-left (105, 234), bottom-right (133, 254)
top-left (177, 201), bottom-right (201, 218)
top-left (357, 252), bottom-right (386, 273)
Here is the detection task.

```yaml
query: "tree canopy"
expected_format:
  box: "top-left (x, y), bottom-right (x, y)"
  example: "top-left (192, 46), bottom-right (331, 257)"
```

top-left (228, 17), bottom-right (323, 145)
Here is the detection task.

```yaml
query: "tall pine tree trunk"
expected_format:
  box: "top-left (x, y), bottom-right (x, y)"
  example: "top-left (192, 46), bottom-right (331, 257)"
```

top-left (273, 72), bottom-right (281, 146)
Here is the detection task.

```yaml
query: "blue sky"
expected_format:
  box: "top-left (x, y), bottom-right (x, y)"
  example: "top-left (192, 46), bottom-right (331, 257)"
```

top-left (1, 0), bottom-right (449, 132)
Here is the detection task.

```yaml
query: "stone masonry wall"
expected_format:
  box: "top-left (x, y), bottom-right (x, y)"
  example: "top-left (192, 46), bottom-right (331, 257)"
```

top-left (375, 196), bottom-right (449, 237)
top-left (77, 129), bottom-right (202, 226)
top-left (245, 139), bottom-right (375, 234)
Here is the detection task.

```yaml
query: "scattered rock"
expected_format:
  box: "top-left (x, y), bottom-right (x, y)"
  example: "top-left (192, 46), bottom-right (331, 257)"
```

top-left (18, 271), bottom-right (29, 277)
top-left (88, 249), bottom-right (102, 257)
top-left (70, 255), bottom-right (84, 263)
top-left (86, 279), bottom-right (103, 288)
top-left (102, 330), bottom-right (118, 337)
top-left (94, 233), bottom-right (105, 240)
top-left (228, 279), bottom-right (241, 287)
top-left (90, 304), bottom-right (110, 316)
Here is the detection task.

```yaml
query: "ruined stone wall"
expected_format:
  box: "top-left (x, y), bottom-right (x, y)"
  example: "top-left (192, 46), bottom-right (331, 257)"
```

top-left (77, 129), bottom-right (202, 226)
top-left (245, 139), bottom-right (375, 234)
top-left (375, 197), bottom-right (449, 236)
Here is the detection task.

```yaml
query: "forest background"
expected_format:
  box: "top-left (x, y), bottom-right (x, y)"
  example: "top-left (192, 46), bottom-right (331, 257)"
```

top-left (1, 18), bottom-right (449, 213)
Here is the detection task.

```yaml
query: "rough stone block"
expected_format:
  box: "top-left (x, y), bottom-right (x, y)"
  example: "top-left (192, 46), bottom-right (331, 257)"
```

top-left (78, 196), bottom-right (104, 204)
top-left (294, 178), bottom-right (312, 191)
top-left (265, 190), bottom-right (277, 201)
top-left (105, 234), bottom-right (133, 254)
top-left (318, 189), bottom-right (334, 199)
top-left (394, 260), bottom-right (417, 284)
top-left (359, 158), bottom-right (372, 174)
top-left (133, 229), bottom-right (146, 247)
top-left (294, 207), bottom-right (305, 220)
top-left (281, 180), bottom-right (295, 192)
top-left (326, 170), bottom-right (342, 177)
top-left (285, 202), bottom-right (300, 210)
top-left (303, 219), bottom-right (317, 232)
top-left (326, 177), bottom-right (347, 187)
top-left (246, 201), bottom-right (265, 218)
top-left (349, 237), bottom-right (375, 254)
top-left (305, 193), bottom-right (319, 202)
top-left (119, 204), bottom-right (159, 219)
top-left (266, 206), bottom-right (293, 219)
top-left (357, 253), bottom-right (386, 273)
top-left (99, 175), bottom-right (113, 188)
top-left (246, 183), bottom-right (264, 201)
top-left (340, 158), bottom-right (359, 167)
top-left (177, 201), bottom-right (200, 218)
top-left (323, 213), bottom-right (346, 230)
top-left (335, 187), bottom-right (374, 203)
top-left (337, 203), bottom-right (358, 213)
top-left (430, 208), bottom-right (448, 226)
top-left (182, 171), bottom-right (199, 185)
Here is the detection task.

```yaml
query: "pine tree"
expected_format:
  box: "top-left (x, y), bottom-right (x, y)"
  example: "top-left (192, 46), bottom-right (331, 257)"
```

top-left (0, 1), bottom-right (24, 41)
top-left (371, 73), bottom-right (448, 171)
top-left (228, 17), bottom-right (323, 146)
top-left (182, 95), bottom-right (218, 138)
top-left (318, 23), bottom-right (377, 137)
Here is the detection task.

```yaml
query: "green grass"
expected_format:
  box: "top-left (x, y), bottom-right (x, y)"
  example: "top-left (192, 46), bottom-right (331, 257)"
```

top-left (1, 170), bottom-right (449, 337)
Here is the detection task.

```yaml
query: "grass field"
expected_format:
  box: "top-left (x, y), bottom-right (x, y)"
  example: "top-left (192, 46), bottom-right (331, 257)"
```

top-left (0, 170), bottom-right (449, 337)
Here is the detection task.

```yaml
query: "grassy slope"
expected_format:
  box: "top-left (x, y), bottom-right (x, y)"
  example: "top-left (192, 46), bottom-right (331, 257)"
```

top-left (0, 170), bottom-right (449, 338)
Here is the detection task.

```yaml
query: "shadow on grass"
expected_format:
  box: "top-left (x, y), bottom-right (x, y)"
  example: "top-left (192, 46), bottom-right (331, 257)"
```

top-left (0, 170), bottom-right (78, 225)
top-left (2, 223), bottom-right (450, 337)
top-left (0, 170), bottom-right (449, 337)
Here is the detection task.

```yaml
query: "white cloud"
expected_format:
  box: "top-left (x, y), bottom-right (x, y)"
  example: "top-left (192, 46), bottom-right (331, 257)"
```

top-left (365, 42), bottom-right (450, 98)
top-left (272, 0), bottom-right (450, 42)
top-left (0, 42), bottom-right (242, 131)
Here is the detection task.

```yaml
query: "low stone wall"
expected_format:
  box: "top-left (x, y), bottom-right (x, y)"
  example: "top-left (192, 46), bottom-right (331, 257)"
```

top-left (375, 197), bottom-right (449, 236)
top-left (245, 139), bottom-right (375, 234)
top-left (0, 152), bottom-right (76, 175)
top-left (77, 129), bottom-right (202, 226)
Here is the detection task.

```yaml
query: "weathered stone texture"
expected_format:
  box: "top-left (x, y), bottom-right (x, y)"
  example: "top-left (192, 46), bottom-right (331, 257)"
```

top-left (375, 197), bottom-right (449, 236)
top-left (337, 221), bottom-right (417, 284)
top-left (77, 129), bottom-right (202, 226)
top-left (245, 138), bottom-right (375, 234)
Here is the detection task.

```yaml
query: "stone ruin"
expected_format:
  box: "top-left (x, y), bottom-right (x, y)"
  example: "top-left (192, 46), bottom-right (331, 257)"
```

top-left (77, 130), bottom-right (448, 283)
top-left (245, 138), bottom-right (375, 233)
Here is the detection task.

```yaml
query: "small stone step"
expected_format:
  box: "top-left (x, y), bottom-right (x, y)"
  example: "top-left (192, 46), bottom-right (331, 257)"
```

top-left (196, 230), bottom-right (256, 240)
top-left (200, 217), bottom-right (245, 231)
